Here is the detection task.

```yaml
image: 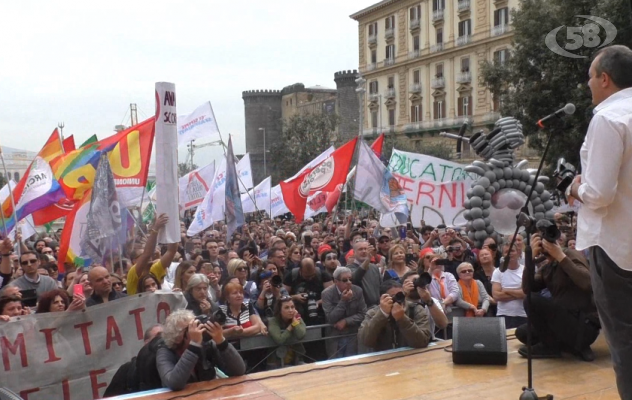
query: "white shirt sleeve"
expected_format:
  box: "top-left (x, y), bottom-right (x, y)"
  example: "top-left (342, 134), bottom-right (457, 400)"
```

top-left (491, 268), bottom-right (502, 284)
top-left (577, 114), bottom-right (625, 209)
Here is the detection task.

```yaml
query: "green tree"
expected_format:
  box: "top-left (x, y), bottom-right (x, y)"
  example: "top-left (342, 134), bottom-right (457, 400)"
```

top-left (270, 112), bottom-right (339, 184)
top-left (480, 0), bottom-right (631, 169)
top-left (178, 162), bottom-right (198, 178)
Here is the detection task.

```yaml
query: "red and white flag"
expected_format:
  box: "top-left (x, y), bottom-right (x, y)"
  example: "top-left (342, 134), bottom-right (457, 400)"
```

top-left (280, 138), bottom-right (357, 222)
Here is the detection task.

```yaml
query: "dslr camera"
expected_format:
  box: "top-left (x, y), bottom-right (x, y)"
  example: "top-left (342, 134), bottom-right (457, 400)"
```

top-left (391, 291), bottom-right (406, 305)
top-left (536, 219), bottom-right (561, 244)
top-left (553, 157), bottom-right (577, 193)
top-left (271, 274), bottom-right (283, 288)
top-left (196, 308), bottom-right (227, 327)
top-left (413, 272), bottom-right (432, 289)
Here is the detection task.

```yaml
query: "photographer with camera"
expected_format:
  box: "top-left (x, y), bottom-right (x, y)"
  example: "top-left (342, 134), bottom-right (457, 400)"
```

top-left (401, 271), bottom-right (448, 340)
top-left (515, 224), bottom-right (600, 361)
top-left (283, 257), bottom-right (332, 326)
top-left (322, 267), bottom-right (367, 358)
top-left (255, 269), bottom-right (288, 323)
top-left (358, 280), bottom-right (431, 351)
top-left (444, 239), bottom-right (477, 279)
top-left (156, 309), bottom-right (245, 391)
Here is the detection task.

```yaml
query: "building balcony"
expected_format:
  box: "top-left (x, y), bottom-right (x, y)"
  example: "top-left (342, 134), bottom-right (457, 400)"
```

top-left (384, 57), bottom-right (395, 66)
top-left (386, 88), bottom-right (396, 98)
top-left (491, 24), bottom-right (510, 37)
top-left (456, 71), bottom-right (472, 84)
top-left (430, 43), bottom-right (444, 53)
top-left (369, 93), bottom-right (380, 102)
top-left (408, 49), bottom-right (420, 59)
top-left (368, 34), bottom-right (377, 46)
top-left (494, 0), bottom-right (508, 6)
top-left (431, 77), bottom-right (445, 89)
top-left (409, 83), bottom-right (422, 93)
top-left (458, 0), bottom-right (470, 12)
top-left (367, 62), bottom-right (377, 71)
top-left (483, 111), bottom-right (502, 122)
top-left (456, 35), bottom-right (472, 46)
top-left (362, 128), bottom-right (380, 137)
top-left (410, 18), bottom-right (420, 31)
top-left (385, 27), bottom-right (395, 40)
top-left (432, 9), bottom-right (444, 22)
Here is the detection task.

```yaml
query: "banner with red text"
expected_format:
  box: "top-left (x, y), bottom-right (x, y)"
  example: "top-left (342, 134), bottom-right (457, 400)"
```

top-left (381, 148), bottom-right (476, 228)
top-left (0, 292), bottom-right (186, 400)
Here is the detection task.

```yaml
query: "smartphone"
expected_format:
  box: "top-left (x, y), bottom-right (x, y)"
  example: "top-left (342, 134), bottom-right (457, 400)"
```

top-left (405, 254), bottom-right (414, 264)
top-left (368, 238), bottom-right (376, 247)
top-left (399, 226), bottom-right (406, 240)
top-left (435, 259), bottom-right (451, 266)
top-left (185, 241), bottom-right (195, 254)
top-left (73, 284), bottom-right (84, 298)
top-left (201, 250), bottom-right (211, 260)
top-left (20, 289), bottom-right (37, 308)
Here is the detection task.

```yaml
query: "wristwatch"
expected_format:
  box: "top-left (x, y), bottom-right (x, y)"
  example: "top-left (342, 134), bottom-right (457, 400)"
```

top-left (426, 298), bottom-right (435, 307)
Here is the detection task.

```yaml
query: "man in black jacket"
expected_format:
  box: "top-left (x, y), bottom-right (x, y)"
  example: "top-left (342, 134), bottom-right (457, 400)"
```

top-left (516, 233), bottom-right (600, 361)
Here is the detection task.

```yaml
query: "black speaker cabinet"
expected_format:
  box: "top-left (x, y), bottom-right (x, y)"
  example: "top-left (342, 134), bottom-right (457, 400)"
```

top-left (452, 317), bottom-right (508, 365)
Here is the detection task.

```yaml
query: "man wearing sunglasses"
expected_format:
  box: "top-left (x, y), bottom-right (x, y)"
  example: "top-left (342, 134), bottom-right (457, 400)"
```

top-left (322, 267), bottom-right (367, 358)
top-left (4, 247), bottom-right (58, 300)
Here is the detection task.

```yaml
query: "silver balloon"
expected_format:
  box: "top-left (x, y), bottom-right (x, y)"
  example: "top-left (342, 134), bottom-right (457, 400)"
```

top-left (489, 188), bottom-right (528, 235)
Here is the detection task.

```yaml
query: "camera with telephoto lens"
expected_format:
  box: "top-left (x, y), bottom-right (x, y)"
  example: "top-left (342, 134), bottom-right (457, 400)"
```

top-left (271, 274), bottom-right (283, 288)
top-left (413, 272), bottom-right (432, 289)
top-left (536, 219), bottom-right (561, 243)
top-left (391, 291), bottom-right (406, 305)
top-left (306, 292), bottom-right (319, 319)
top-left (553, 157), bottom-right (577, 193)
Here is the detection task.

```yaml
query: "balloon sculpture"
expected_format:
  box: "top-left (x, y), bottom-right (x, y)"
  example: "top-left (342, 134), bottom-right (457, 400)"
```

top-left (442, 118), bottom-right (555, 248)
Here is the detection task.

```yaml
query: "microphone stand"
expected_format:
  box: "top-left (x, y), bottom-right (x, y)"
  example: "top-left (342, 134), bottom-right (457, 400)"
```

top-left (503, 126), bottom-right (556, 400)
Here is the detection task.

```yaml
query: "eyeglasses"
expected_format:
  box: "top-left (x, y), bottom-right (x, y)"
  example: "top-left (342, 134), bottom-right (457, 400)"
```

top-left (459, 269), bottom-right (474, 274)
top-left (379, 240), bottom-right (389, 244)
top-left (235, 267), bottom-right (248, 272)
top-left (43, 251), bottom-right (53, 255)
top-left (21, 259), bottom-right (38, 266)
top-left (337, 277), bottom-right (352, 283)
top-left (279, 295), bottom-right (292, 301)
top-left (112, 282), bottom-right (124, 287)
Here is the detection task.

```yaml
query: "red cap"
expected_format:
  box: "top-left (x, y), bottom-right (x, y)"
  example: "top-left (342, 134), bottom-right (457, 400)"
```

top-left (318, 244), bottom-right (333, 257)
top-left (345, 250), bottom-right (355, 262)
top-left (419, 248), bottom-right (434, 259)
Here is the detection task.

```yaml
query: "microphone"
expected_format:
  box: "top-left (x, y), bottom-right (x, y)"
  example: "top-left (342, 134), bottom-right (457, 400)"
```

top-left (537, 103), bottom-right (576, 128)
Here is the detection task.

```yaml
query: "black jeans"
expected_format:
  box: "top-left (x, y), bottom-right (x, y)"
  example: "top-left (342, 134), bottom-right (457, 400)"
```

top-left (515, 293), bottom-right (599, 352)
top-left (590, 246), bottom-right (632, 400)
top-left (501, 315), bottom-right (527, 329)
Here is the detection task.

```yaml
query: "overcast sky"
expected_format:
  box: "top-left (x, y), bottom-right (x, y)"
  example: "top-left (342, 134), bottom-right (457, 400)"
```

top-left (0, 0), bottom-right (368, 164)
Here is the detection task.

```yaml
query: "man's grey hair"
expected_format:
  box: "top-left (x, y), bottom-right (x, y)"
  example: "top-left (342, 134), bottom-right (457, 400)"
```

top-left (186, 273), bottom-right (209, 292)
top-left (162, 309), bottom-right (194, 349)
top-left (143, 324), bottom-right (163, 342)
top-left (333, 266), bottom-right (352, 280)
top-left (594, 45), bottom-right (632, 89)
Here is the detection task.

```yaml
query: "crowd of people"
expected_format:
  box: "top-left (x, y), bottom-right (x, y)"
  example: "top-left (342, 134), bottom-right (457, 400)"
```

top-left (0, 209), bottom-right (599, 395)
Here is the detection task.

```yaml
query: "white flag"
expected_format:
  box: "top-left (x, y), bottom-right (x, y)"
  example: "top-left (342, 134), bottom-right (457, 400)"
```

top-left (177, 102), bottom-right (221, 146)
top-left (285, 146), bottom-right (335, 182)
top-left (304, 191), bottom-right (328, 218)
top-left (241, 177), bottom-right (271, 214)
top-left (210, 155), bottom-right (254, 221)
top-left (0, 181), bottom-right (35, 240)
top-left (270, 185), bottom-right (289, 217)
top-left (187, 180), bottom-right (216, 237)
top-left (237, 153), bottom-right (253, 192)
top-left (179, 162), bottom-right (215, 211)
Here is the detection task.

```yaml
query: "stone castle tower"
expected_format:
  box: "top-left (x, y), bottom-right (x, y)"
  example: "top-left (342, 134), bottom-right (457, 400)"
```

top-left (243, 70), bottom-right (359, 185)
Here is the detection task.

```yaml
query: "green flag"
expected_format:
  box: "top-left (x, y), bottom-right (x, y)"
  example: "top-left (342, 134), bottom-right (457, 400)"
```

top-left (79, 134), bottom-right (98, 148)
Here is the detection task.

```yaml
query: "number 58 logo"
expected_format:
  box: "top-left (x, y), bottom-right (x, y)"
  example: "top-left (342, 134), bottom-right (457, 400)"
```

top-left (545, 16), bottom-right (617, 59)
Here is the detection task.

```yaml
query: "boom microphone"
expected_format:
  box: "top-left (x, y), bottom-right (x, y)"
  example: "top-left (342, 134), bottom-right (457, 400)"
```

top-left (537, 103), bottom-right (576, 128)
top-left (455, 121), bottom-right (470, 158)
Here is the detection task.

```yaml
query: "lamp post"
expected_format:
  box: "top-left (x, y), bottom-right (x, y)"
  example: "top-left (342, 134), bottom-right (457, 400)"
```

top-left (258, 127), bottom-right (266, 177)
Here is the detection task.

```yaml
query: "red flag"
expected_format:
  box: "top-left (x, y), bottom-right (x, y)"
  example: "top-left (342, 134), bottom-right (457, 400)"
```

top-left (371, 133), bottom-right (385, 158)
top-left (62, 135), bottom-right (76, 153)
top-left (281, 138), bottom-right (357, 222)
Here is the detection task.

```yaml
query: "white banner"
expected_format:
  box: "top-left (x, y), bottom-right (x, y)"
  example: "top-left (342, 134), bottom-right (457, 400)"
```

top-left (270, 185), bottom-right (289, 218)
top-left (187, 172), bottom-right (217, 236)
top-left (155, 82), bottom-right (181, 243)
top-left (179, 162), bottom-right (215, 211)
top-left (210, 155), bottom-right (254, 222)
top-left (177, 101), bottom-right (221, 146)
top-left (0, 292), bottom-right (186, 400)
top-left (241, 176), bottom-right (271, 214)
top-left (382, 149), bottom-right (476, 228)
top-left (237, 153), bottom-right (253, 193)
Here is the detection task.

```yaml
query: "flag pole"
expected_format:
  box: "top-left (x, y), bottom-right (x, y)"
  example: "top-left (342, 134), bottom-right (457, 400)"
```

top-left (0, 147), bottom-right (21, 258)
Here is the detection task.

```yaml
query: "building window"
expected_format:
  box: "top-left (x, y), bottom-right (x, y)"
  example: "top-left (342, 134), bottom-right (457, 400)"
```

top-left (14, 172), bottom-right (19, 181)
top-left (494, 49), bottom-right (510, 65)
top-left (458, 96), bottom-right (472, 116)
top-left (413, 69), bottom-right (420, 84)
top-left (371, 49), bottom-right (377, 64)
top-left (433, 0), bottom-right (445, 11)
top-left (371, 110), bottom-right (378, 128)
top-left (413, 35), bottom-right (420, 51)
top-left (386, 44), bottom-right (395, 61)
top-left (410, 5), bottom-right (421, 21)
top-left (385, 15), bottom-right (395, 31)
top-left (369, 80), bottom-right (379, 94)
top-left (493, 94), bottom-right (503, 111)
top-left (461, 57), bottom-right (470, 72)
top-left (458, 19), bottom-right (472, 37)
top-left (436, 28), bottom-right (443, 44)
top-left (433, 100), bottom-right (446, 119)
top-left (388, 108), bottom-right (396, 127)
top-left (368, 22), bottom-right (378, 36)
top-left (494, 7), bottom-right (509, 27)
top-left (388, 76), bottom-right (395, 89)
top-left (410, 103), bottom-right (422, 122)
top-left (435, 63), bottom-right (444, 78)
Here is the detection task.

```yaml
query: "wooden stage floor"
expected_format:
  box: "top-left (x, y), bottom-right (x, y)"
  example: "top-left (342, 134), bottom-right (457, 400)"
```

top-left (128, 334), bottom-right (618, 400)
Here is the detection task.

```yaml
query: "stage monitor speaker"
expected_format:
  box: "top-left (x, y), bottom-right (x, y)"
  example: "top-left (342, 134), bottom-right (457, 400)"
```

top-left (452, 317), bottom-right (507, 365)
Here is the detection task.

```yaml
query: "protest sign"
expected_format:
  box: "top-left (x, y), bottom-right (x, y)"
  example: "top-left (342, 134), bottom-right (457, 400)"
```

top-left (0, 292), bottom-right (186, 400)
top-left (382, 149), bottom-right (476, 228)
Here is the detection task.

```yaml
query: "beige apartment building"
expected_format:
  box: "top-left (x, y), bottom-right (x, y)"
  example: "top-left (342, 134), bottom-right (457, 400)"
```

top-left (350, 0), bottom-right (537, 161)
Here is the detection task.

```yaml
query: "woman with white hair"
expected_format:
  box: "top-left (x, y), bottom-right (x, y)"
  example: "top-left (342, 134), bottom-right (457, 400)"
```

top-left (185, 274), bottom-right (214, 316)
top-left (453, 262), bottom-right (490, 318)
top-left (156, 309), bottom-right (245, 391)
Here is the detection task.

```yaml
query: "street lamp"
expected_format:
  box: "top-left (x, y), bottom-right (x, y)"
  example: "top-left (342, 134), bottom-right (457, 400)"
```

top-left (258, 127), bottom-right (266, 176)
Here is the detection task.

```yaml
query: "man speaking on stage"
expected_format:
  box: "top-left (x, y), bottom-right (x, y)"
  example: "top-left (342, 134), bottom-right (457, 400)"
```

top-left (568, 44), bottom-right (632, 399)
